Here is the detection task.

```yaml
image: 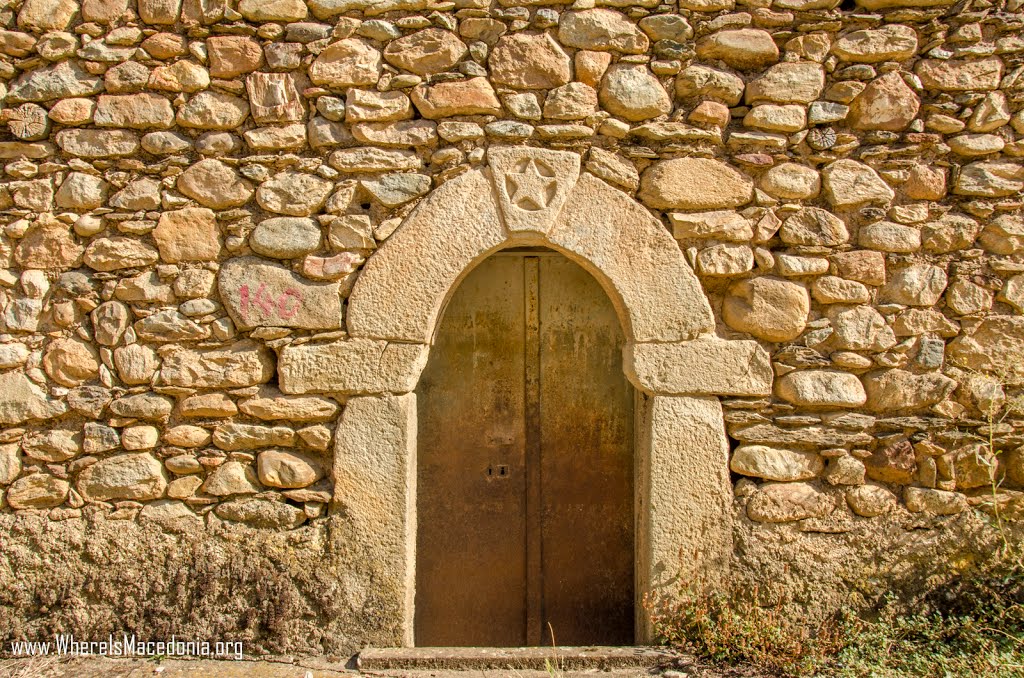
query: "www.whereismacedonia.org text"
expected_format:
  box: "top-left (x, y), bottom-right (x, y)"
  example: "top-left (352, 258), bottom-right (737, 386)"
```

top-left (9, 634), bottom-right (244, 660)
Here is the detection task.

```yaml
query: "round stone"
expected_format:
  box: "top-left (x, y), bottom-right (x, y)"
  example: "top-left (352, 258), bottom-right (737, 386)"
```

top-left (759, 163), bottom-right (820, 199)
top-left (383, 28), bottom-right (467, 76)
top-left (257, 449), bottom-right (322, 489)
top-left (847, 485), bottom-right (897, 517)
top-left (598, 63), bottom-right (671, 122)
top-left (250, 217), bottom-right (322, 259)
top-left (43, 337), bottom-right (100, 386)
top-left (722, 276), bottom-right (810, 342)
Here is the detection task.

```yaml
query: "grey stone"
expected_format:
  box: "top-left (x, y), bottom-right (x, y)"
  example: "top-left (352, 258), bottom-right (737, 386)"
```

top-left (77, 453), bottom-right (167, 501)
top-left (256, 171), bottom-right (333, 216)
top-left (249, 218), bottom-right (322, 259)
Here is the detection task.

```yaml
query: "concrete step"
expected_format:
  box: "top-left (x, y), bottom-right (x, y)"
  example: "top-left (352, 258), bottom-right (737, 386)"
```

top-left (356, 647), bottom-right (683, 671)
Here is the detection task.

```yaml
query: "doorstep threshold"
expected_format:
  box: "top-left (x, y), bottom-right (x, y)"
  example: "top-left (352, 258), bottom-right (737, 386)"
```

top-left (357, 646), bottom-right (681, 670)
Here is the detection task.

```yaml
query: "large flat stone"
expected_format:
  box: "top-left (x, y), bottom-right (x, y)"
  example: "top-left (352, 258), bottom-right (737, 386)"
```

top-left (862, 369), bottom-right (957, 412)
top-left (775, 370), bottom-right (867, 408)
top-left (915, 57), bottom-right (1003, 91)
top-left (624, 337), bottom-right (772, 396)
top-left (219, 257), bottom-right (342, 331)
top-left (0, 371), bottom-right (66, 425)
top-left (278, 339), bottom-right (428, 395)
top-left (77, 452), bottom-right (167, 501)
top-left (159, 341), bottom-right (275, 388)
top-left (638, 157), bottom-right (753, 210)
top-left (730, 445), bottom-right (824, 481)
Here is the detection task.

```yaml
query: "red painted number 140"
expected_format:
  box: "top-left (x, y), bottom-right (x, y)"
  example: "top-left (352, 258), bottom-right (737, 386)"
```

top-left (238, 283), bottom-right (303, 321)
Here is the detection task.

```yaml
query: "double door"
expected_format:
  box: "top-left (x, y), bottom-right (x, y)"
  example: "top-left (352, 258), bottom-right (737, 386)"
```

top-left (415, 250), bottom-right (634, 647)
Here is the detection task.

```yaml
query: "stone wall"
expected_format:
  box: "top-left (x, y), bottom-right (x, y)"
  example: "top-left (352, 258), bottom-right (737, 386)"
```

top-left (0, 0), bottom-right (1022, 654)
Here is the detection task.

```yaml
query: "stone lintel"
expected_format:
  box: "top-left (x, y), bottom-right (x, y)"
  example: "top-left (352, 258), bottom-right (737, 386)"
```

top-left (624, 336), bottom-right (773, 396)
top-left (277, 339), bottom-right (428, 395)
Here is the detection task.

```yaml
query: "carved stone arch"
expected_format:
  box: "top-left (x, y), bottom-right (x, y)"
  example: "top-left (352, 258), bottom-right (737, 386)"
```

top-left (282, 147), bottom-right (773, 647)
top-left (345, 149), bottom-right (717, 346)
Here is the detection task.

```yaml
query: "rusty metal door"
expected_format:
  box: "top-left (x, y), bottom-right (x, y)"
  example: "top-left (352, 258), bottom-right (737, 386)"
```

top-left (416, 250), bottom-right (634, 647)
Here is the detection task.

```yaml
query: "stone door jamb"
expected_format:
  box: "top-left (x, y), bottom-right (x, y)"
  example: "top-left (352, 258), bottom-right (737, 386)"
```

top-left (277, 147), bottom-right (773, 646)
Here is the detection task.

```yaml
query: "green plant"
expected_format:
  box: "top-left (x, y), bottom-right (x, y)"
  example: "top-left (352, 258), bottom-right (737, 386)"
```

top-left (830, 553), bottom-right (1024, 677)
top-left (646, 553), bottom-right (1024, 677)
top-left (969, 368), bottom-right (1024, 555)
top-left (644, 584), bottom-right (852, 676)
top-left (543, 622), bottom-right (563, 678)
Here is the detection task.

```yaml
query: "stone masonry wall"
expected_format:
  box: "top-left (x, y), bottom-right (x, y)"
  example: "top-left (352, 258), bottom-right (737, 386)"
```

top-left (0, 0), bottom-right (1022, 654)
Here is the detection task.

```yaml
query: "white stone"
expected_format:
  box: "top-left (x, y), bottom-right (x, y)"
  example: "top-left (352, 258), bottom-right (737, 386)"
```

top-left (730, 445), bottom-right (824, 481)
top-left (822, 160), bottom-right (895, 208)
top-left (775, 370), bottom-right (867, 408)
top-left (624, 337), bottom-right (772, 397)
top-left (278, 339), bottom-right (427, 395)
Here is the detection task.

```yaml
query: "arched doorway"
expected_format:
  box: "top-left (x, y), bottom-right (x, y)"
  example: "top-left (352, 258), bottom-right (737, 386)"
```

top-left (415, 248), bottom-right (634, 647)
top-left (292, 151), bottom-right (773, 647)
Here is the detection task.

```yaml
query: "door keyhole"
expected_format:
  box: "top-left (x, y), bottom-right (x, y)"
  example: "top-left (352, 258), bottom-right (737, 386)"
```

top-left (486, 464), bottom-right (510, 479)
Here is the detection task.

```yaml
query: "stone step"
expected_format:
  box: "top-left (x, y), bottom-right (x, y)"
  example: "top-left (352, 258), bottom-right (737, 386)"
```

top-left (356, 646), bottom-right (682, 671)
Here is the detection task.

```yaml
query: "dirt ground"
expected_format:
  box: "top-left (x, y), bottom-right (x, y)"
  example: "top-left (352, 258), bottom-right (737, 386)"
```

top-left (0, 656), bottom-right (766, 678)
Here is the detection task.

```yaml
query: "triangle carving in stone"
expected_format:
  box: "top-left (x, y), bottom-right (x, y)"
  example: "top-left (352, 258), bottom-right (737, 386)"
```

top-left (487, 147), bottom-right (581, 236)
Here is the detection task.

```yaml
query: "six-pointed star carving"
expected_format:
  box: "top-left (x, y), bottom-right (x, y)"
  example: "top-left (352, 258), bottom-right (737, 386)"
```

top-left (506, 159), bottom-right (557, 211)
